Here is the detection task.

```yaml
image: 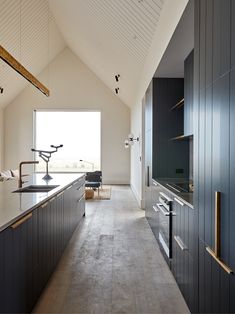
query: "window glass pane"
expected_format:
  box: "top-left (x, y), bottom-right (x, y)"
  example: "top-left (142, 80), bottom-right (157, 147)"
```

top-left (34, 111), bottom-right (101, 172)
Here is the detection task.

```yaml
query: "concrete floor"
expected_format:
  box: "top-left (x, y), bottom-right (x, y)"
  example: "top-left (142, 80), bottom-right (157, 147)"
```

top-left (33, 186), bottom-right (189, 314)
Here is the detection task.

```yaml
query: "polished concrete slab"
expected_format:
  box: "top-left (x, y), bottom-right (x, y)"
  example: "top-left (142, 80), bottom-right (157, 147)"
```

top-left (33, 186), bottom-right (190, 314)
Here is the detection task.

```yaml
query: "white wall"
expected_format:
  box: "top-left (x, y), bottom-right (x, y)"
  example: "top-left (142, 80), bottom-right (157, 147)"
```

top-left (4, 48), bottom-right (130, 184)
top-left (0, 109), bottom-right (4, 169)
top-left (130, 100), bottom-right (143, 207)
top-left (130, 0), bottom-right (189, 208)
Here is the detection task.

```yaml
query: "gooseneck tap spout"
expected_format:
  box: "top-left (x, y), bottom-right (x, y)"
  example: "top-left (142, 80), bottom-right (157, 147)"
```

top-left (18, 160), bottom-right (39, 188)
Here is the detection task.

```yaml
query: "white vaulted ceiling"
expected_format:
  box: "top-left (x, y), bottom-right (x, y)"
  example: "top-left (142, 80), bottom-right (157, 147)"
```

top-left (0, 0), bottom-right (65, 109)
top-left (0, 0), bottom-right (188, 109)
top-left (49, 0), bottom-right (166, 107)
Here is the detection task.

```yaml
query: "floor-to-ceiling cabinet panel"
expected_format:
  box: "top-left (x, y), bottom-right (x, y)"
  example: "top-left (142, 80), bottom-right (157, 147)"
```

top-left (195, 1), bottom-right (235, 313)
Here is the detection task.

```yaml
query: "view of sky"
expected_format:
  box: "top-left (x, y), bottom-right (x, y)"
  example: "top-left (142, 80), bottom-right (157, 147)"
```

top-left (34, 111), bottom-right (101, 172)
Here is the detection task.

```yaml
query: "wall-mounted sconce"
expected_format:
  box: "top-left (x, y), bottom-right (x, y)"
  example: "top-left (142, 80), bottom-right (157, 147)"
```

top-left (115, 87), bottom-right (119, 94)
top-left (115, 74), bottom-right (120, 82)
top-left (124, 133), bottom-right (139, 148)
top-left (0, 87), bottom-right (3, 94)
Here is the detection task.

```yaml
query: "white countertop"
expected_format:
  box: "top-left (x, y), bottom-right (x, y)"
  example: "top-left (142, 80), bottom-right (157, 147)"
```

top-left (0, 173), bottom-right (85, 232)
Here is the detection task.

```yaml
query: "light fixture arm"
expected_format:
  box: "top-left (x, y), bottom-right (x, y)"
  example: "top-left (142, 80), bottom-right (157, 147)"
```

top-left (124, 134), bottom-right (140, 148)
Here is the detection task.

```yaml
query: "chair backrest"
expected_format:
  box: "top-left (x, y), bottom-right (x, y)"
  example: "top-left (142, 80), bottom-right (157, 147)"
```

top-left (85, 171), bottom-right (102, 183)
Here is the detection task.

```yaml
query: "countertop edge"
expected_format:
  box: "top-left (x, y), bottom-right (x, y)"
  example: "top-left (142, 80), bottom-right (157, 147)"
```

top-left (0, 174), bottom-right (85, 233)
top-left (153, 178), bottom-right (194, 209)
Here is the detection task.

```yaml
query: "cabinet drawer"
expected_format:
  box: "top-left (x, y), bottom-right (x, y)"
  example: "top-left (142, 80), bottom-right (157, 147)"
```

top-left (173, 197), bottom-right (195, 258)
top-left (172, 234), bottom-right (197, 313)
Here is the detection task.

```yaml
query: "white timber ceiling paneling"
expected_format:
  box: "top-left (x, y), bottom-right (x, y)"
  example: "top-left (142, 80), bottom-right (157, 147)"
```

top-left (49, 0), bottom-right (166, 107)
top-left (0, 0), bottom-right (65, 109)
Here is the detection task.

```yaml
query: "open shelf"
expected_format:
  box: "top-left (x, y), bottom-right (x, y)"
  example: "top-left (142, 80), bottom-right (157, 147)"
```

top-left (171, 134), bottom-right (193, 141)
top-left (170, 98), bottom-right (184, 111)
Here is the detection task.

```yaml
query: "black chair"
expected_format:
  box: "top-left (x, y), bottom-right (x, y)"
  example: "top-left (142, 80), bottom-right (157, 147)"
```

top-left (85, 171), bottom-right (102, 195)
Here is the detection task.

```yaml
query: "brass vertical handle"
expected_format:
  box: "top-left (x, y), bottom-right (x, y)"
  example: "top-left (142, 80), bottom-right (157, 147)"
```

top-left (206, 191), bottom-right (233, 274)
top-left (215, 191), bottom-right (220, 257)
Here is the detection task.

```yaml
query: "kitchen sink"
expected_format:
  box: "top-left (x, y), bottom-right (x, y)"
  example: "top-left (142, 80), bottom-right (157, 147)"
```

top-left (12, 185), bottom-right (59, 193)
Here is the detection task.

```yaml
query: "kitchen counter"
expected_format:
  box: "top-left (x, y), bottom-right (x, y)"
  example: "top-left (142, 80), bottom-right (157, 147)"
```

top-left (0, 173), bottom-right (85, 232)
top-left (153, 178), bottom-right (194, 209)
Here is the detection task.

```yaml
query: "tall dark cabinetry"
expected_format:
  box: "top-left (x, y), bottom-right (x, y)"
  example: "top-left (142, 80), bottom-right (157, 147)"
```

top-left (152, 78), bottom-right (189, 179)
top-left (194, 0), bottom-right (235, 312)
top-left (145, 78), bottom-right (189, 219)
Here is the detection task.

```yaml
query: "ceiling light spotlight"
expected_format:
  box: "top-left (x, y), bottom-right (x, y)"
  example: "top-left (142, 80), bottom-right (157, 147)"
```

top-left (0, 87), bottom-right (3, 94)
top-left (115, 74), bottom-right (120, 82)
top-left (115, 87), bottom-right (119, 94)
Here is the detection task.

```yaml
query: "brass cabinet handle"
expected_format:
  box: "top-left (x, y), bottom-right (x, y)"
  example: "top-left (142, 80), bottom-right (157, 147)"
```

top-left (174, 197), bottom-right (185, 206)
top-left (215, 191), bottom-right (220, 257)
top-left (66, 186), bottom-right (72, 190)
top-left (206, 191), bottom-right (233, 274)
top-left (77, 194), bottom-right (85, 203)
top-left (41, 201), bottom-right (49, 208)
top-left (11, 213), bottom-right (32, 229)
top-left (49, 197), bottom-right (56, 202)
top-left (174, 235), bottom-right (187, 251)
top-left (57, 191), bottom-right (64, 197)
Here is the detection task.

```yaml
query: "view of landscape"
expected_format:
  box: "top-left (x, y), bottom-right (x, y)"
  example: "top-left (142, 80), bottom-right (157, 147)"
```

top-left (34, 111), bottom-right (101, 173)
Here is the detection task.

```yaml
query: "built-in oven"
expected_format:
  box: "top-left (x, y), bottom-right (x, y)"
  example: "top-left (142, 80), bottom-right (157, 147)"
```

top-left (153, 192), bottom-right (173, 260)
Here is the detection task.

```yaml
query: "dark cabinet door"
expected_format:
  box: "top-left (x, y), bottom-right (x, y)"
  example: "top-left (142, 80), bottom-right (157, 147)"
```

top-left (146, 180), bottom-right (162, 239)
top-left (0, 211), bottom-right (37, 313)
top-left (172, 199), bottom-right (198, 313)
top-left (195, 1), bottom-right (235, 313)
top-left (37, 201), bottom-right (52, 292)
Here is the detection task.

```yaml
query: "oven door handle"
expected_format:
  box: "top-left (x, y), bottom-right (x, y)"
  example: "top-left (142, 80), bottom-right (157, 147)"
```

top-left (153, 205), bottom-right (159, 212)
top-left (156, 203), bottom-right (170, 216)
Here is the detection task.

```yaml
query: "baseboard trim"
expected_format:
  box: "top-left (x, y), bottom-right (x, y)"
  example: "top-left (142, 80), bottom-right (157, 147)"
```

top-left (130, 183), bottom-right (143, 209)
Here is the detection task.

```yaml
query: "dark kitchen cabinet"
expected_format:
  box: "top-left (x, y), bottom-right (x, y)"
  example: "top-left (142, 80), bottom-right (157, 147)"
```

top-left (152, 78), bottom-right (189, 179)
top-left (184, 50), bottom-right (194, 136)
top-left (146, 180), bottom-right (162, 240)
top-left (0, 176), bottom-right (85, 314)
top-left (194, 1), bottom-right (235, 313)
top-left (0, 211), bottom-right (37, 313)
top-left (172, 197), bottom-right (198, 313)
top-left (145, 78), bottom-right (190, 216)
top-left (37, 191), bottom-right (65, 295)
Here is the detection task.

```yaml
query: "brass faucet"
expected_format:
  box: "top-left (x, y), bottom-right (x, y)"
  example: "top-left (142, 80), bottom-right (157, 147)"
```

top-left (18, 161), bottom-right (39, 188)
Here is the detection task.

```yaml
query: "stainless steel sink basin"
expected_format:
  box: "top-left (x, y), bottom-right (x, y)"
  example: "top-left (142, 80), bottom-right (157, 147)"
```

top-left (13, 185), bottom-right (59, 193)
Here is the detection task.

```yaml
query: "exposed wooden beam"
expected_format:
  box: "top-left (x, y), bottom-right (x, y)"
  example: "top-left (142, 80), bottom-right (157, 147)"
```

top-left (0, 45), bottom-right (50, 97)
